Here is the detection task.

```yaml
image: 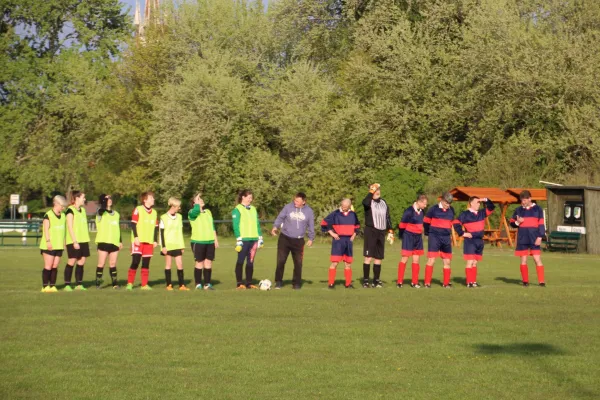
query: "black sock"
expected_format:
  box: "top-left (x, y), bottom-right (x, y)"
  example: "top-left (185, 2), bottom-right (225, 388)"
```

top-left (75, 265), bottom-right (84, 285)
top-left (204, 268), bottom-right (212, 285)
top-left (235, 263), bottom-right (243, 285)
top-left (50, 268), bottom-right (58, 286)
top-left (109, 267), bottom-right (117, 285)
top-left (246, 265), bottom-right (254, 286)
top-left (194, 268), bottom-right (203, 286)
top-left (177, 269), bottom-right (184, 286)
top-left (363, 263), bottom-right (370, 281)
top-left (165, 269), bottom-right (172, 286)
top-left (64, 264), bottom-right (74, 285)
top-left (373, 264), bottom-right (381, 281)
top-left (96, 267), bottom-right (103, 285)
top-left (42, 269), bottom-right (51, 287)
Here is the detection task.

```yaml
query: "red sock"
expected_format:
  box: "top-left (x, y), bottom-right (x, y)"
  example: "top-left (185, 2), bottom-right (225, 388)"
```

top-left (473, 266), bottom-right (478, 283)
top-left (127, 268), bottom-right (137, 284)
top-left (520, 264), bottom-right (529, 283)
top-left (344, 269), bottom-right (352, 287)
top-left (465, 267), bottom-right (472, 284)
top-left (443, 268), bottom-right (451, 286)
top-left (411, 263), bottom-right (420, 285)
top-left (397, 262), bottom-right (406, 284)
top-left (328, 268), bottom-right (336, 285)
top-left (536, 265), bottom-right (545, 283)
top-left (425, 265), bottom-right (433, 285)
top-left (141, 268), bottom-right (149, 286)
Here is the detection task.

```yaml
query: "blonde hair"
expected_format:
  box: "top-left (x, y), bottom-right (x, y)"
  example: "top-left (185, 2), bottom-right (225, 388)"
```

top-left (53, 195), bottom-right (67, 207)
top-left (168, 197), bottom-right (181, 208)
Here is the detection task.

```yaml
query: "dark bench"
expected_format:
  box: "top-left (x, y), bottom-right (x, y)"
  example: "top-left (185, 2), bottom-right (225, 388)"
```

top-left (545, 231), bottom-right (580, 253)
top-left (0, 221), bottom-right (42, 246)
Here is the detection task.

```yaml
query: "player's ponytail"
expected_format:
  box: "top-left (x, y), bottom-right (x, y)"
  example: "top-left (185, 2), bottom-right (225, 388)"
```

top-left (69, 190), bottom-right (83, 205)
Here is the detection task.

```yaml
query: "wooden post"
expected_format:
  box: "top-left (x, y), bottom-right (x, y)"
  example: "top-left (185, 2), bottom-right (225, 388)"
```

top-left (500, 203), bottom-right (513, 247)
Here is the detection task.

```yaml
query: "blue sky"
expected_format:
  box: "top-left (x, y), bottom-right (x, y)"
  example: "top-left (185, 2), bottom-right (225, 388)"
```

top-left (121, 0), bottom-right (137, 15)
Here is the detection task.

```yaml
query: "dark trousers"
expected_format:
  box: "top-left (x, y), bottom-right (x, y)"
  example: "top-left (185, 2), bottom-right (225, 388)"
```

top-left (275, 234), bottom-right (305, 285)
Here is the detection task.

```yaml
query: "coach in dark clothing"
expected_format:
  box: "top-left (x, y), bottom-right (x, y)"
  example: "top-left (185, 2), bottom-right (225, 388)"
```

top-left (271, 193), bottom-right (315, 289)
top-left (362, 183), bottom-right (394, 288)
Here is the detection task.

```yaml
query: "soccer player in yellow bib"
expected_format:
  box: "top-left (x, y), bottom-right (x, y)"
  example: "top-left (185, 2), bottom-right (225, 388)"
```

top-left (40, 195), bottom-right (68, 292)
top-left (232, 189), bottom-right (263, 290)
top-left (160, 197), bottom-right (189, 291)
top-left (189, 194), bottom-right (219, 290)
top-left (64, 191), bottom-right (90, 291)
top-left (95, 194), bottom-right (122, 289)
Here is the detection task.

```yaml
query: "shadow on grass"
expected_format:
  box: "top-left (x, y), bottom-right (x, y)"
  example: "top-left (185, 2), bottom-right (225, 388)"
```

top-left (474, 343), bottom-right (565, 356)
top-left (451, 276), bottom-right (467, 286)
top-left (495, 277), bottom-right (523, 285)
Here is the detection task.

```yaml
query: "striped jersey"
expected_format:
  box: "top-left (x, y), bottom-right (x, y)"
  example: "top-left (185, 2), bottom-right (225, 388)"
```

top-left (510, 204), bottom-right (545, 244)
top-left (423, 203), bottom-right (455, 237)
top-left (398, 204), bottom-right (424, 236)
top-left (362, 193), bottom-right (393, 231)
top-left (453, 199), bottom-right (495, 239)
top-left (321, 209), bottom-right (360, 237)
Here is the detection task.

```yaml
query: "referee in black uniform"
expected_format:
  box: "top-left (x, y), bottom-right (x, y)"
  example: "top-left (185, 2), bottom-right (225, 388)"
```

top-left (362, 183), bottom-right (394, 288)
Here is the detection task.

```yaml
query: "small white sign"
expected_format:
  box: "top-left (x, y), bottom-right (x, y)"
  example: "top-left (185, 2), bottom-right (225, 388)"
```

top-left (10, 194), bottom-right (20, 205)
top-left (572, 226), bottom-right (586, 234)
top-left (18, 205), bottom-right (28, 214)
top-left (557, 225), bottom-right (572, 232)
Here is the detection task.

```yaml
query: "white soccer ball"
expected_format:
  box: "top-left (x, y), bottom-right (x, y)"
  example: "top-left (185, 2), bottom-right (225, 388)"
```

top-left (259, 279), bottom-right (272, 291)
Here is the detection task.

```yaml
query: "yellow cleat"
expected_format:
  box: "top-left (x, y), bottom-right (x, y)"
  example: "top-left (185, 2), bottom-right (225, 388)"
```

top-left (41, 287), bottom-right (48, 293)
top-left (166, 284), bottom-right (173, 291)
top-left (179, 285), bottom-right (190, 291)
top-left (236, 284), bottom-right (246, 290)
top-left (47, 286), bottom-right (58, 293)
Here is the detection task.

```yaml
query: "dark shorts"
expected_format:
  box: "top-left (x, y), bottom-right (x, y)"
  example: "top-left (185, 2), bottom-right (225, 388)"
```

top-left (363, 226), bottom-right (386, 260)
top-left (66, 242), bottom-right (91, 259)
top-left (191, 243), bottom-right (215, 262)
top-left (331, 236), bottom-right (353, 263)
top-left (515, 243), bottom-right (541, 256)
top-left (97, 243), bottom-right (120, 253)
top-left (162, 249), bottom-right (183, 257)
top-left (463, 238), bottom-right (484, 261)
top-left (41, 249), bottom-right (63, 257)
top-left (401, 232), bottom-right (424, 257)
top-left (428, 234), bottom-right (452, 259)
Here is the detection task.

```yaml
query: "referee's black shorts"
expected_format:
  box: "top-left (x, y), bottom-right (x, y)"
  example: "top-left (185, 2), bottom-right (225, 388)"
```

top-left (363, 226), bottom-right (386, 260)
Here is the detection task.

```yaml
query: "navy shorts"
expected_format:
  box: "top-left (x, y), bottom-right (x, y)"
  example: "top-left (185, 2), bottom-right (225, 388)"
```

top-left (463, 238), bottom-right (484, 261)
top-left (401, 232), bottom-right (424, 257)
top-left (427, 234), bottom-right (452, 259)
top-left (331, 236), bottom-right (353, 263)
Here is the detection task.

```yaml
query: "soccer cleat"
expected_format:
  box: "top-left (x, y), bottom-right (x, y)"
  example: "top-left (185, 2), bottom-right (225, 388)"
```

top-left (396, 283), bottom-right (403, 288)
top-left (523, 282), bottom-right (529, 287)
top-left (345, 284), bottom-right (355, 289)
top-left (246, 284), bottom-right (258, 289)
top-left (539, 283), bottom-right (546, 287)
top-left (472, 282), bottom-right (480, 288)
top-left (443, 284), bottom-right (453, 288)
top-left (47, 286), bottom-right (58, 292)
top-left (179, 285), bottom-right (190, 291)
top-left (204, 283), bottom-right (215, 290)
top-left (140, 285), bottom-right (152, 291)
top-left (373, 280), bottom-right (383, 288)
top-left (467, 283), bottom-right (473, 288)
top-left (126, 283), bottom-right (133, 291)
top-left (195, 283), bottom-right (203, 290)
top-left (112, 285), bottom-right (120, 290)
top-left (275, 282), bottom-right (283, 290)
top-left (96, 285), bottom-right (102, 289)
top-left (166, 284), bottom-right (174, 291)
top-left (292, 285), bottom-right (301, 290)
top-left (74, 285), bottom-right (87, 291)
top-left (41, 287), bottom-right (48, 293)
top-left (63, 285), bottom-right (73, 292)
top-left (424, 284), bottom-right (431, 289)
top-left (328, 284), bottom-right (335, 289)
top-left (362, 281), bottom-right (370, 288)
top-left (410, 283), bottom-right (421, 289)
top-left (236, 284), bottom-right (247, 290)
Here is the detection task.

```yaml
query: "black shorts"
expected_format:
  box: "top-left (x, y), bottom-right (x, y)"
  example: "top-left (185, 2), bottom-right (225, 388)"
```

top-left (66, 242), bottom-right (91, 259)
top-left (97, 243), bottom-right (120, 253)
top-left (41, 249), bottom-right (63, 257)
top-left (191, 243), bottom-right (215, 262)
top-left (363, 226), bottom-right (386, 260)
top-left (161, 249), bottom-right (183, 257)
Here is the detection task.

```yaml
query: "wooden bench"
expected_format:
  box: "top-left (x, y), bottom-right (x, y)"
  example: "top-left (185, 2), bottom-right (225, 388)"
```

top-left (545, 231), bottom-right (580, 253)
top-left (0, 221), bottom-right (42, 246)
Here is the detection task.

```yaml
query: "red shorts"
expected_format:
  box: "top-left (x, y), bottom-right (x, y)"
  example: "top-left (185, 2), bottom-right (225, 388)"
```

top-left (131, 242), bottom-right (155, 257)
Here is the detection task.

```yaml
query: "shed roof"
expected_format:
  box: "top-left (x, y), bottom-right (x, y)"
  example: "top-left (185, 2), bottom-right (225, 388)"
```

top-left (545, 185), bottom-right (600, 191)
top-left (449, 187), bottom-right (518, 203)
top-left (506, 188), bottom-right (547, 201)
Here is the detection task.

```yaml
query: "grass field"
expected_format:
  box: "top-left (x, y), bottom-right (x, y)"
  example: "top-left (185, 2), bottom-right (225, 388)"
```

top-left (1, 236), bottom-right (599, 399)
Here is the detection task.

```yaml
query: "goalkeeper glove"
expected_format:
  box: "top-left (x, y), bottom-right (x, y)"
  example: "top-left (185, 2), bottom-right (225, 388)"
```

top-left (235, 238), bottom-right (243, 252)
top-left (258, 236), bottom-right (264, 249)
top-left (369, 183), bottom-right (381, 193)
top-left (386, 231), bottom-right (395, 245)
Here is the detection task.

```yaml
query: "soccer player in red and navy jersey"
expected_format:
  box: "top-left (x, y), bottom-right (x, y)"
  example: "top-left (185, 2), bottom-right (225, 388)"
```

top-left (453, 197), bottom-right (495, 287)
top-left (510, 190), bottom-right (546, 287)
top-left (321, 199), bottom-right (360, 289)
top-left (397, 194), bottom-right (428, 288)
top-left (423, 192), bottom-right (455, 288)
